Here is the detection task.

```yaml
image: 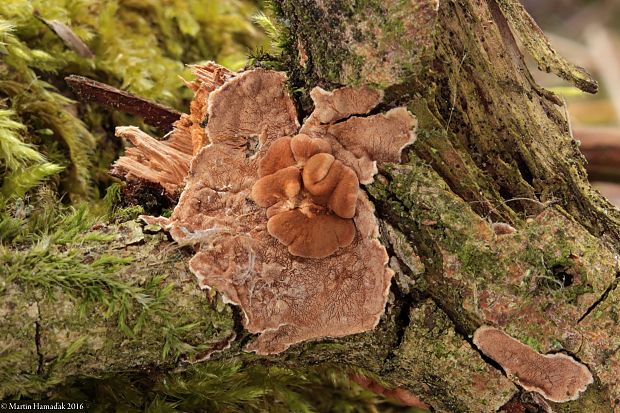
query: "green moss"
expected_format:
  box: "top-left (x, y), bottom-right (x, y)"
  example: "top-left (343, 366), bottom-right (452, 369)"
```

top-left (0, 199), bottom-right (240, 397)
top-left (0, 0), bottom-right (266, 203)
top-left (553, 379), bottom-right (614, 413)
top-left (14, 358), bottom-right (416, 413)
top-left (111, 205), bottom-right (145, 223)
top-left (386, 301), bottom-right (515, 412)
top-left (520, 336), bottom-right (542, 352)
top-left (456, 242), bottom-right (501, 279)
top-left (2, 209), bottom-right (146, 337)
top-left (0, 109), bottom-right (63, 199)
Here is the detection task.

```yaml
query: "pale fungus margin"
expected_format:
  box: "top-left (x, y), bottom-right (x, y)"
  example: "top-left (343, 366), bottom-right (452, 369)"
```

top-left (114, 62), bottom-right (417, 354)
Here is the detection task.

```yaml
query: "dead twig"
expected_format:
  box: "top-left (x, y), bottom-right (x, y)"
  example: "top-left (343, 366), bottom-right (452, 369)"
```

top-left (65, 75), bottom-right (182, 133)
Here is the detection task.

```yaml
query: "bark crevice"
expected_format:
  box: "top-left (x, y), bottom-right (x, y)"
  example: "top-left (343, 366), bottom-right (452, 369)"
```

top-left (578, 274), bottom-right (620, 324)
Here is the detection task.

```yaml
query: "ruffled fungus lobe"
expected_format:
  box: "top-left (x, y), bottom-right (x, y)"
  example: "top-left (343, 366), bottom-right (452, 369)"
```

top-left (251, 133), bottom-right (359, 258)
top-left (308, 86), bottom-right (384, 123)
top-left (132, 63), bottom-right (416, 354)
top-left (300, 90), bottom-right (417, 184)
top-left (473, 326), bottom-right (593, 403)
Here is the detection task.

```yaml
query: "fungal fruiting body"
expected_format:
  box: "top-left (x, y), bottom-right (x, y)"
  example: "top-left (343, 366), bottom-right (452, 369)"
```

top-left (126, 63), bottom-right (416, 354)
top-left (251, 134), bottom-right (359, 258)
top-left (473, 326), bottom-right (593, 403)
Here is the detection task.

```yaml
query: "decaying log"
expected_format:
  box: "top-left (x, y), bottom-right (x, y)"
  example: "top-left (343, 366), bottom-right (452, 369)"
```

top-left (5, 1), bottom-right (620, 412)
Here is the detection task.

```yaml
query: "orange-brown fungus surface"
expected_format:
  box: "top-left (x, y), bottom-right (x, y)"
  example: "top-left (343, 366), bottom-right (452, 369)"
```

top-left (473, 326), bottom-right (593, 402)
top-left (251, 134), bottom-right (358, 258)
top-left (138, 64), bottom-right (417, 354)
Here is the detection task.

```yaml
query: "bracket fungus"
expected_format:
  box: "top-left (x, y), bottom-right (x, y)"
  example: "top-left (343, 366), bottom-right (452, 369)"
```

top-left (473, 326), bottom-right (593, 403)
top-left (251, 134), bottom-right (359, 258)
top-left (122, 63), bottom-right (416, 354)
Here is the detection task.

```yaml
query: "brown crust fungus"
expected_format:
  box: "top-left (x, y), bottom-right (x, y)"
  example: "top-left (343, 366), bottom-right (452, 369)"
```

top-left (301, 89), bottom-right (417, 184)
top-left (473, 326), bottom-right (594, 403)
top-left (308, 86), bottom-right (384, 124)
top-left (131, 63), bottom-right (416, 354)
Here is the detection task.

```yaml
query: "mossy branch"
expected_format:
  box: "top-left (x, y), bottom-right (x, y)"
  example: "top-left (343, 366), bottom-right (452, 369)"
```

top-left (3, 1), bottom-right (620, 412)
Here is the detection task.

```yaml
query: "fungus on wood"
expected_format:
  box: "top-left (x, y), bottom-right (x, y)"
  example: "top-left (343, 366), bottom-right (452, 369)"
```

top-left (116, 63), bottom-right (416, 354)
top-left (473, 326), bottom-right (594, 403)
top-left (111, 63), bottom-right (234, 200)
top-left (251, 134), bottom-right (359, 258)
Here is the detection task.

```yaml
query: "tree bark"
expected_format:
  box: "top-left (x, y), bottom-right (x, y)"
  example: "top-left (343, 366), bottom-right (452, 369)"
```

top-left (3, 0), bottom-right (620, 411)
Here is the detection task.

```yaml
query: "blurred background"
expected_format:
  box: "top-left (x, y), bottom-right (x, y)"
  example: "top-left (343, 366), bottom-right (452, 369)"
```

top-left (524, 0), bottom-right (620, 205)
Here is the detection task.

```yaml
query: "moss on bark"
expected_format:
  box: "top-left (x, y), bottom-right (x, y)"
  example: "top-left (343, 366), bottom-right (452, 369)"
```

top-left (1, 217), bottom-right (235, 398)
top-left (4, 0), bottom-right (620, 411)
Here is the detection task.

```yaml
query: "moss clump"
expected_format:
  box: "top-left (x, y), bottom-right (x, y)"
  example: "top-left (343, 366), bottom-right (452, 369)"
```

top-left (31, 360), bottom-right (422, 413)
top-left (0, 0), bottom-right (266, 203)
top-left (1, 198), bottom-right (145, 335)
top-left (0, 109), bottom-right (64, 199)
top-left (0, 191), bottom-right (237, 397)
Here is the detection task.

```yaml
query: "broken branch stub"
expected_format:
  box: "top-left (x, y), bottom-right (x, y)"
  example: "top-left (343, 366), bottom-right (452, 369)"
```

top-left (66, 76), bottom-right (182, 132)
top-left (473, 326), bottom-right (593, 403)
top-left (110, 63), bottom-right (233, 198)
top-left (126, 63), bottom-right (416, 354)
top-left (111, 124), bottom-right (192, 198)
top-left (493, 0), bottom-right (597, 94)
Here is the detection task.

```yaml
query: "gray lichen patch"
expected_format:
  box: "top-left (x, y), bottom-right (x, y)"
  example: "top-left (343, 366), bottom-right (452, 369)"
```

top-left (383, 223), bottom-right (425, 291)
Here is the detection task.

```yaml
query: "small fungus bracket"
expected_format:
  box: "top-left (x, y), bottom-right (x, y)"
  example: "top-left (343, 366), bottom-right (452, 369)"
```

top-left (128, 63), bottom-right (416, 354)
top-left (473, 326), bottom-right (593, 403)
top-left (301, 87), bottom-right (417, 184)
